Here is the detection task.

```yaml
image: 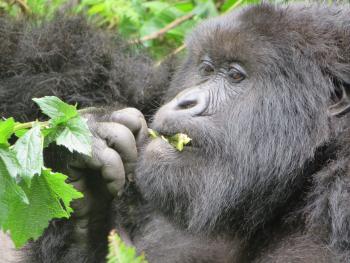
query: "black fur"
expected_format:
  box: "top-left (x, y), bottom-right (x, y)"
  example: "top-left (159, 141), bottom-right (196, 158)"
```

top-left (1, 3), bottom-right (350, 263)
top-left (0, 15), bottom-right (173, 121)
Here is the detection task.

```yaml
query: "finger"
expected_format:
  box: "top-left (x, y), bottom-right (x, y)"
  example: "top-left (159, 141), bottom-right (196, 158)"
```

top-left (110, 108), bottom-right (148, 146)
top-left (96, 122), bottom-right (138, 167)
top-left (80, 138), bottom-right (126, 196)
top-left (72, 217), bottom-right (89, 246)
top-left (98, 146), bottom-right (126, 196)
top-left (137, 116), bottom-right (149, 146)
top-left (80, 138), bottom-right (107, 170)
top-left (110, 108), bottom-right (143, 133)
top-left (70, 189), bottom-right (92, 218)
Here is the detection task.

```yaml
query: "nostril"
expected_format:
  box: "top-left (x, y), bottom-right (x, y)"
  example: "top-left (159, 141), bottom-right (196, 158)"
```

top-left (166, 87), bottom-right (208, 116)
top-left (177, 99), bottom-right (198, 110)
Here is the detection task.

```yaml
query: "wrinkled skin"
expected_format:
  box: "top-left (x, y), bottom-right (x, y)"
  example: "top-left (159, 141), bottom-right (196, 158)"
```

top-left (1, 3), bottom-right (350, 263)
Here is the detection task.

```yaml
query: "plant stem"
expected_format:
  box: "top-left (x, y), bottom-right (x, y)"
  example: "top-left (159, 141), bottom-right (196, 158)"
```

top-left (129, 13), bottom-right (195, 44)
top-left (13, 121), bottom-right (50, 132)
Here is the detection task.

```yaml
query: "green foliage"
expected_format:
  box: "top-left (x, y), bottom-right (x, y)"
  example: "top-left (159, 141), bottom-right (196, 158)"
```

top-left (13, 125), bottom-right (43, 186)
top-left (0, 118), bottom-right (15, 146)
top-left (107, 230), bottom-right (148, 263)
top-left (33, 97), bottom-right (77, 125)
top-left (55, 116), bottom-right (92, 155)
top-left (3, 170), bottom-right (82, 248)
top-left (28, 0), bottom-right (68, 17)
top-left (74, 0), bottom-right (262, 58)
top-left (0, 96), bottom-right (90, 248)
top-left (0, 0), bottom-right (301, 59)
top-left (76, 0), bottom-right (142, 28)
top-left (0, 0), bottom-right (68, 18)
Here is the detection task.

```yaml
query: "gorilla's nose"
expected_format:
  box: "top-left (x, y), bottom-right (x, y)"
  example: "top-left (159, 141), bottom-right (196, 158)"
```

top-left (169, 87), bottom-right (209, 116)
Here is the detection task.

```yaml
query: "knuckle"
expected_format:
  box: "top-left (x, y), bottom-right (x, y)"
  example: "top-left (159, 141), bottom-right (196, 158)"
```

top-left (123, 107), bottom-right (143, 117)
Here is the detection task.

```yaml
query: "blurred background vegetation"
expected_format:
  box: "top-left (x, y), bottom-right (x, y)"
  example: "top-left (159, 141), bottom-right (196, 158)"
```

top-left (0, 0), bottom-right (348, 60)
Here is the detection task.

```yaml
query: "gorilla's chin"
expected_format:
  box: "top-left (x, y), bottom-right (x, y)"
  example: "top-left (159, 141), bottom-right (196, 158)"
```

top-left (136, 138), bottom-right (236, 234)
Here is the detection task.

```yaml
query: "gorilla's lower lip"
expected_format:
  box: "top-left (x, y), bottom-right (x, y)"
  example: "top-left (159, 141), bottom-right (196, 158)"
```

top-left (145, 137), bottom-right (175, 154)
top-left (146, 137), bottom-right (196, 155)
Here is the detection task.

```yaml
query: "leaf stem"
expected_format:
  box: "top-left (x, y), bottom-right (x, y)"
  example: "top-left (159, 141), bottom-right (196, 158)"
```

top-left (13, 121), bottom-right (50, 132)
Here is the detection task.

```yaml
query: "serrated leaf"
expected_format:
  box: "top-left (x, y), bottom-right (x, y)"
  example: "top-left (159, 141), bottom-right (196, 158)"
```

top-left (0, 118), bottom-right (15, 146)
top-left (0, 148), bottom-right (21, 179)
top-left (0, 172), bottom-right (28, 227)
top-left (3, 169), bottom-right (83, 248)
top-left (56, 116), bottom-right (92, 156)
top-left (42, 126), bottom-right (65, 148)
top-left (0, 149), bottom-right (28, 226)
top-left (13, 125), bottom-right (43, 185)
top-left (33, 96), bottom-right (78, 125)
top-left (42, 169), bottom-right (83, 214)
top-left (107, 230), bottom-right (147, 263)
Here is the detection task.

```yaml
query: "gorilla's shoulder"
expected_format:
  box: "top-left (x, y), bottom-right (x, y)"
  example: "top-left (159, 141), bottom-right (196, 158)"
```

top-left (0, 15), bottom-right (174, 121)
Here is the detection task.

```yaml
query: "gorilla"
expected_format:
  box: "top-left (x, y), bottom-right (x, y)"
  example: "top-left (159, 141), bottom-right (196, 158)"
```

top-left (1, 3), bottom-right (350, 263)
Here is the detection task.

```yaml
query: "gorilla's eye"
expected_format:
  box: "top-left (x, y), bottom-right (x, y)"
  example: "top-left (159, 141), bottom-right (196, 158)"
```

top-left (199, 60), bottom-right (215, 76)
top-left (228, 66), bottom-right (246, 83)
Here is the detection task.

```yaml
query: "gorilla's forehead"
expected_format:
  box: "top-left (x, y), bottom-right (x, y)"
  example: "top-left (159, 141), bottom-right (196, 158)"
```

top-left (185, 5), bottom-right (290, 71)
top-left (186, 9), bottom-right (262, 63)
top-left (185, 3), bottom-right (350, 70)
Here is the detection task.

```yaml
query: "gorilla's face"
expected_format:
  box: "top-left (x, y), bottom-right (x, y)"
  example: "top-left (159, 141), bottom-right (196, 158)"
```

top-left (136, 5), bottom-right (341, 235)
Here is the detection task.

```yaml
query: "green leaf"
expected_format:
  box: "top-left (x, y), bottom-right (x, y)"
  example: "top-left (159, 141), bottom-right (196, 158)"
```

top-left (220, 0), bottom-right (238, 12)
top-left (3, 170), bottom-right (82, 248)
top-left (33, 96), bottom-right (78, 125)
top-left (148, 128), bottom-right (159, 139)
top-left (0, 170), bottom-right (28, 227)
top-left (107, 230), bottom-right (147, 263)
top-left (174, 1), bottom-right (194, 12)
top-left (14, 128), bottom-right (29, 138)
top-left (142, 1), bottom-right (170, 14)
top-left (0, 147), bottom-right (21, 180)
top-left (42, 126), bottom-right (65, 148)
top-left (0, 149), bottom-right (28, 226)
top-left (193, 0), bottom-right (218, 18)
top-left (56, 116), bottom-right (92, 156)
top-left (168, 133), bottom-right (192, 152)
top-left (0, 118), bottom-right (15, 146)
top-left (41, 169), bottom-right (83, 215)
top-left (87, 3), bottom-right (106, 15)
top-left (13, 125), bottom-right (43, 185)
top-left (148, 129), bottom-right (191, 151)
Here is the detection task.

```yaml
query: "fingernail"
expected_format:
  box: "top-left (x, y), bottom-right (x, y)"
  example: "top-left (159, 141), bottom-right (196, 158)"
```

top-left (127, 173), bottom-right (134, 182)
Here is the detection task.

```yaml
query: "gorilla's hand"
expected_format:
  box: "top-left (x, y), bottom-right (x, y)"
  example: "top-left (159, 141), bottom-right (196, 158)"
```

top-left (62, 107), bottom-right (148, 245)
top-left (72, 107), bottom-right (148, 195)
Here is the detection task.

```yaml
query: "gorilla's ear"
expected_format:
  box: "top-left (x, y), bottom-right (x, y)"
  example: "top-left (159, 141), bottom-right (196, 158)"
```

top-left (329, 81), bottom-right (350, 117)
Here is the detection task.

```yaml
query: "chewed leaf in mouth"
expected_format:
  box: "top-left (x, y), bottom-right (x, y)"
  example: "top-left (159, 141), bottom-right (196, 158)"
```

top-left (148, 128), bottom-right (192, 151)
